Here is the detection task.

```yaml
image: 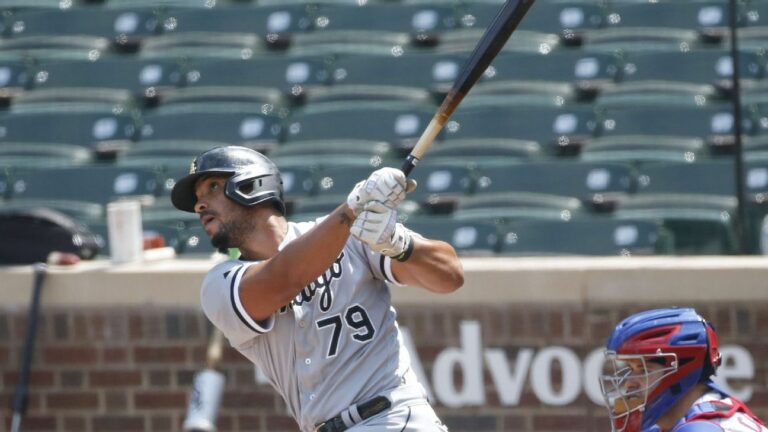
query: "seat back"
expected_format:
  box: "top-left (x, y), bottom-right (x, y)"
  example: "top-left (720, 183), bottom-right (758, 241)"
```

top-left (9, 165), bottom-right (159, 203)
top-left (498, 218), bottom-right (673, 256)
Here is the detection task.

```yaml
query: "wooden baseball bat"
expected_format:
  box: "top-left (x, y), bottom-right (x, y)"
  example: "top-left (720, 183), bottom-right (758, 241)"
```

top-left (183, 328), bottom-right (226, 432)
top-left (401, 0), bottom-right (536, 176)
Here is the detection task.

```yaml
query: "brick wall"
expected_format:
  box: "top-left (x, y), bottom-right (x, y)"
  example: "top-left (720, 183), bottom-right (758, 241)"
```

top-left (1, 303), bottom-right (766, 432)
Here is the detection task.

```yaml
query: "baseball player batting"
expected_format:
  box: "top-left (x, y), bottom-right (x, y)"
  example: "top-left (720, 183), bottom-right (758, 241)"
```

top-left (171, 146), bottom-right (463, 431)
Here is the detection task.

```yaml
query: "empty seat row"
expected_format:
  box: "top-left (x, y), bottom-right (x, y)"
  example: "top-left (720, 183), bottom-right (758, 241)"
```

top-left (1, 98), bottom-right (767, 164)
top-left (0, 46), bottom-right (762, 116)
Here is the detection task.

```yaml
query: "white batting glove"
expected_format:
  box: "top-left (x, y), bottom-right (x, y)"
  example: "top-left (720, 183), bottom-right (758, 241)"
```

top-left (350, 202), bottom-right (414, 261)
top-left (346, 167), bottom-right (417, 216)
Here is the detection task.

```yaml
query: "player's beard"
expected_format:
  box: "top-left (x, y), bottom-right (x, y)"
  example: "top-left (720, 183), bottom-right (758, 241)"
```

top-left (210, 214), bottom-right (254, 254)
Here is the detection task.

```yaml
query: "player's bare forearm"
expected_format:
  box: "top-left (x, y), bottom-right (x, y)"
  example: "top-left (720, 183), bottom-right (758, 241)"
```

top-left (391, 237), bottom-right (463, 294)
top-left (240, 204), bottom-right (355, 320)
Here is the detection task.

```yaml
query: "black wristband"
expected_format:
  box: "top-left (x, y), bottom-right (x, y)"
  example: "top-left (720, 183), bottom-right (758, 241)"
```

top-left (393, 233), bottom-right (414, 262)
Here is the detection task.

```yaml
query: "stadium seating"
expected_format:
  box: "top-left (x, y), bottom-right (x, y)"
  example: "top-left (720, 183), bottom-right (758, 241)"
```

top-left (181, 55), bottom-right (331, 104)
top-left (283, 100), bottom-right (436, 151)
top-left (583, 0), bottom-right (730, 52)
top-left (404, 160), bottom-right (474, 213)
top-left (139, 103), bottom-right (284, 153)
top-left (595, 103), bottom-right (751, 155)
top-left (443, 104), bottom-right (597, 156)
top-left (426, 138), bottom-right (543, 163)
top-left (5, 8), bottom-right (160, 51)
top-left (403, 217), bottom-right (501, 256)
top-left (613, 161), bottom-right (746, 254)
top-left (473, 50), bottom-right (622, 100)
top-left (29, 58), bottom-right (183, 106)
top-left (7, 165), bottom-right (159, 203)
top-left (0, 0), bottom-right (763, 257)
top-left (0, 142), bottom-right (92, 167)
top-left (0, 110), bottom-right (139, 156)
top-left (454, 0), bottom-right (606, 45)
top-left (292, 4), bottom-right (458, 49)
top-left (497, 217), bottom-right (675, 256)
top-left (162, 5), bottom-right (312, 47)
top-left (321, 52), bottom-right (465, 103)
top-left (0, 55), bottom-right (31, 106)
top-left (473, 160), bottom-right (636, 212)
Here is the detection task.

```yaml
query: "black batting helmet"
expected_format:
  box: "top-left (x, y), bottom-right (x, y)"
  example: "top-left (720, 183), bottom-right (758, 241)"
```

top-left (171, 146), bottom-right (285, 214)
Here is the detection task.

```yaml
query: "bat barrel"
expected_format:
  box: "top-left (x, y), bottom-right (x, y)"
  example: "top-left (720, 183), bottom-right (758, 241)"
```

top-left (400, 0), bottom-right (536, 177)
top-left (183, 369), bottom-right (226, 432)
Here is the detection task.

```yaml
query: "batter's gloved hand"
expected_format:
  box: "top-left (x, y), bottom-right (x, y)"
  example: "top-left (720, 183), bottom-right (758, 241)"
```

top-left (350, 202), bottom-right (414, 261)
top-left (346, 167), bottom-right (417, 216)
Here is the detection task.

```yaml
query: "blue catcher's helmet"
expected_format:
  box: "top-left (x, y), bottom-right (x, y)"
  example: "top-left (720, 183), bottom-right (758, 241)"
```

top-left (600, 307), bottom-right (721, 432)
top-left (171, 146), bottom-right (285, 215)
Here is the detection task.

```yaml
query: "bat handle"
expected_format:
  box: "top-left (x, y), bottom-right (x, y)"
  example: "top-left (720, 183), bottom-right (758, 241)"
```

top-left (400, 155), bottom-right (419, 177)
top-left (400, 116), bottom-right (445, 178)
top-left (206, 329), bottom-right (224, 369)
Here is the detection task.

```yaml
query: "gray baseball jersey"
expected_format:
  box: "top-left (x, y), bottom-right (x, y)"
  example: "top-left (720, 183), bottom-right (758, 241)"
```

top-left (200, 219), bottom-right (429, 432)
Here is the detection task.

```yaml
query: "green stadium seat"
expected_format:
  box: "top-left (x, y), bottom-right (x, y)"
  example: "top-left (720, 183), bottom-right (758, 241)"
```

top-left (29, 59), bottom-right (183, 106)
top-left (0, 142), bottom-right (93, 167)
top-left (474, 160), bottom-right (636, 211)
top-left (139, 33), bottom-right (265, 61)
top-left (583, 0), bottom-right (730, 52)
top-left (314, 162), bottom-right (382, 198)
top-left (453, 191), bottom-right (585, 224)
top-left (497, 217), bottom-right (674, 256)
top-left (580, 136), bottom-right (708, 164)
top-left (596, 104), bottom-right (752, 153)
top-left (269, 139), bottom-right (395, 161)
top-left (0, 34), bottom-right (111, 61)
top-left (118, 139), bottom-right (226, 169)
top-left (105, 0), bottom-right (241, 8)
top-left (404, 217), bottom-right (500, 256)
top-left (6, 8), bottom-right (160, 51)
top-left (0, 55), bottom-right (31, 105)
top-left (438, 27), bottom-right (561, 55)
top-left (404, 161), bottom-right (474, 213)
top-left (139, 104), bottom-right (283, 153)
top-left (0, 0), bottom-right (86, 10)
top-left (295, 4), bottom-right (458, 48)
top-left (474, 50), bottom-right (622, 100)
top-left (0, 110), bottom-right (139, 156)
top-left (11, 89), bottom-right (137, 115)
top-left (0, 198), bottom-right (104, 225)
top-left (276, 161), bottom-right (319, 211)
top-left (162, 6), bottom-right (312, 49)
top-left (314, 52), bottom-right (465, 103)
top-left (443, 104), bottom-right (597, 156)
top-left (614, 160), bottom-right (743, 254)
top-left (182, 56), bottom-right (330, 105)
top-left (161, 84), bottom-right (286, 107)
top-left (0, 166), bottom-right (8, 199)
top-left (455, 1), bottom-right (606, 45)
top-left (284, 100), bottom-right (436, 151)
top-left (427, 138), bottom-right (543, 163)
top-left (8, 165), bottom-right (160, 204)
top-left (617, 49), bottom-right (762, 95)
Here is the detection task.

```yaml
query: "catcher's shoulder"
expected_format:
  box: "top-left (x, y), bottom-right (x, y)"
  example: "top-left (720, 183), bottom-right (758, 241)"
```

top-left (672, 421), bottom-right (725, 432)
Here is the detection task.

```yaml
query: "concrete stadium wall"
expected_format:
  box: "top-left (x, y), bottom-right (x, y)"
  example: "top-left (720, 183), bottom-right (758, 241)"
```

top-left (1, 257), bottom-right (767, 432)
